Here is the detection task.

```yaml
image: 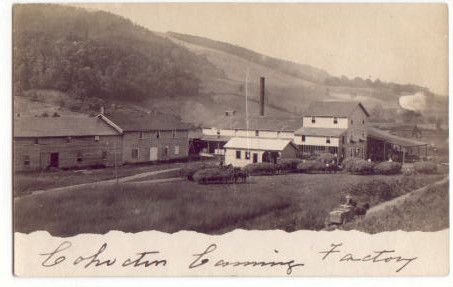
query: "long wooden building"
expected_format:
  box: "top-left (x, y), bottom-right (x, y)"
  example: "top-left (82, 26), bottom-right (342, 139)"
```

top-left (13, 111), bottom-right (194, 171)
top-left (13, 116), bottom-right (122, 171)
top-left (98, 112), bottom-right (193, 164)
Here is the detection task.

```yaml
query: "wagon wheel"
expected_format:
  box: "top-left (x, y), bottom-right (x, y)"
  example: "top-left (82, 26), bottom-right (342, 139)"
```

top-left (342, 217), bottom-right (348, 225)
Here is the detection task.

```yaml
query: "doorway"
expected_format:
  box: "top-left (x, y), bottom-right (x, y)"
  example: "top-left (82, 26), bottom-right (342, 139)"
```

top-left (50, 152), bottom-right (59, 168)
top-left (252, 153), bottom-right (258, 163)
top-left (150, 147), bottom-right (158, 161)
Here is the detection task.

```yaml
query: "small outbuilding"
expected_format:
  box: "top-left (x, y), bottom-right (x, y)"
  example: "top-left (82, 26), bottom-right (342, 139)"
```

top-left (223, 137), bottom-right (298, 167)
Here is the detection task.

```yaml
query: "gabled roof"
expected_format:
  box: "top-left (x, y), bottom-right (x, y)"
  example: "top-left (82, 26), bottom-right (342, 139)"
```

top-left (101, 111), bottom-right (194, 132)
top-left (205, 116), bottom-right (302, 132)
top-left (224, 137), bottom-right (296, 151)
top-left (303, 101), bottom-right (370, 117)
top-left (14, 116), bottom-right (120, 138)
top-left (294, 127), bottom-right (347, 137)
top-left (368, 127), bottom-right (427, 147)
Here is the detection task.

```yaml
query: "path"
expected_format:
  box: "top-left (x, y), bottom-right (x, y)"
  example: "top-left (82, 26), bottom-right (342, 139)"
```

top-left (18, 167), bottom-right (181, 199)
top-left (365, 176), bottom-right (448, 216)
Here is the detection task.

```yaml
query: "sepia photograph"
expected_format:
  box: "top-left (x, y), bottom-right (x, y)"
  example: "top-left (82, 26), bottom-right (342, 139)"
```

top-left (9, 1), bottom-right (449, 278)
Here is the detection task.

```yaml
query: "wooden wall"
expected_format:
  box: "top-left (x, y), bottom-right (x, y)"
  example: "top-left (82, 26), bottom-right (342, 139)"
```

top-left (121, 130), bottom-right (190, 164)
top-left (14, 135), bottom-right (122, 171)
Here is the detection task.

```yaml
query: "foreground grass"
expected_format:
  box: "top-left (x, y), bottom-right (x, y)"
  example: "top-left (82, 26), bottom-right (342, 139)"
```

top-left (343, 180), bottom-right (449, 233)
top-left (14, 173), bottom-right (443, 236)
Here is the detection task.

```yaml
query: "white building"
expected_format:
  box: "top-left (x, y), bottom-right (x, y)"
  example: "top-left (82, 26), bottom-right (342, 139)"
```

top-left (294, 101), bottom-right (369, 159)
top-left (199, 117), bottom-right (301, 156)
top-left (223, 137), bottom-right (298, 167)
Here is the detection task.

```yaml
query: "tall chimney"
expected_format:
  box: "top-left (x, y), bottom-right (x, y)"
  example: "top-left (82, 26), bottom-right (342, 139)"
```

top-left (100, 106), bottom-right (104, 115)
top-left (259, 77), bottom-right (265, 116)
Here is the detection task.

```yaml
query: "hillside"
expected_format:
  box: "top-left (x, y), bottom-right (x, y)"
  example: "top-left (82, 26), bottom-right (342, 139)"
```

top-left (166, 32), bottom-right (447, 125)
top-left (343, 179), bottom-right (449, 233)
top-left (13, 4), bottom-right (447, 127)
top-left (13, 4), bottom-right (222, 112)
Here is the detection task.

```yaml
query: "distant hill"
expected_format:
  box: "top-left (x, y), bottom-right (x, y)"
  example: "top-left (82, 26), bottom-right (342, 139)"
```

top-left (13, 4), bottom-right (446, 127)
top-left (167, 31), bottom-right (331, 84)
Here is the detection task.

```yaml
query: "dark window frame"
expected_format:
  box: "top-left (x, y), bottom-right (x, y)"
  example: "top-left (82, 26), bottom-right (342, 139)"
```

top-left (23, 155), bottom-right (30, 166)
top-left (326, 137), bottom-right (331, 144)
top-left (302, 135), bottom-right (306, 142)
top-left (76, 152), bottom-right (83, 163)
top-left (236, 150), bottom-right (241, 159)
top-left (333, 117), bottom-right (338, 124)
top-left (311, 117), bottom-right (316, 123)
top-left (131, 148), bottom-right (139, 159)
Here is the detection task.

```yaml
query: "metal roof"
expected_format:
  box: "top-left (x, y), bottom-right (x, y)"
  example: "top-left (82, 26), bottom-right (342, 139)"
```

top-left (294, 127), bottom-right (347, 137)
top-left (303, 101), bottom-right (370, 117)
top-left (206, 116), bottom-right (302, 132)
top-left (14, 116), bottom-right (120, 138)
top-left (224, 137), bottom-right (295, 151)
top-left (103, 112), bottom-right (194, 132)
top-left (200, 135), bottom-right (231, 142)
top-left (368, 127), bottom-right (427, 147)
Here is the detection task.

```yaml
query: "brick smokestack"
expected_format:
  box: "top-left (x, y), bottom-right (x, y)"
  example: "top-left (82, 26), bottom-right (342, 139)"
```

top-left (259, 77), bottom-right (265, 116)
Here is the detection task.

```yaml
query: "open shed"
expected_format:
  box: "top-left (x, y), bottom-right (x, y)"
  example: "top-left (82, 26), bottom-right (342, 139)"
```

top-left (367, 127), bottom-right (428, 163)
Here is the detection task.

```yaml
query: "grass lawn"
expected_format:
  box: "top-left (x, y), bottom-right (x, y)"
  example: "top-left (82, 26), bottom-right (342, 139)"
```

top-left (343, 180), bottom-right (449, 233)
top-left (13, 158), bottom-right (217, 197)
top-left (14, 173), bottom-right (443, 236)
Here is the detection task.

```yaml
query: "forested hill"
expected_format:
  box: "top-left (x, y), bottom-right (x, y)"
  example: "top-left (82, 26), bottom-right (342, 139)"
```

top-left (167, 31), bottom-right (331, 84)
top-left (13, 4), bottom-right (223, 102)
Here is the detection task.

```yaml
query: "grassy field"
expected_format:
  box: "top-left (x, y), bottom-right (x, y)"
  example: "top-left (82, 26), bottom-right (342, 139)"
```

top-left (14, 173), bottom-right (443, 236)
top-left (343, 180), bottom-right (449, 233)
top-left (13, 158), bottom-right (217, 197)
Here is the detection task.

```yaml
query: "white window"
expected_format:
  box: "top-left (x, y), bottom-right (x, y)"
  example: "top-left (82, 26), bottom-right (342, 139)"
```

top-left (94, 135), bottom-right (100, 142)
top-left (174, 145), bottom-right (180, 155)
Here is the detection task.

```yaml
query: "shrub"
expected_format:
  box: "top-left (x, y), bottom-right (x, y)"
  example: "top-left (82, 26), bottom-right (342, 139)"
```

top-left (244, 163), bottom-right (276, 176)
top-left (317, 153), bottom-right (337, 164)
top-left (192, 168), bottom-right (232, 184)
top-left (373, 161), bottom-right (402, 175)
top-left (342, 179), bottom-right (393, 206)
top-left (414, 161), bottom-right (438, 174)
top-left (344, 158), bottom-right (374, 175)
top-left (180, 162), bottom-right (218, 180)
top-left (277, 158), bottom-right (303, 172)
top-left (296, 160), bottom-right (326, 173)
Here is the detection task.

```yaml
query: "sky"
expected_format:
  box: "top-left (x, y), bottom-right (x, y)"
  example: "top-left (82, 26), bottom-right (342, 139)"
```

top-left (77, 3), bottom-right (448, 95)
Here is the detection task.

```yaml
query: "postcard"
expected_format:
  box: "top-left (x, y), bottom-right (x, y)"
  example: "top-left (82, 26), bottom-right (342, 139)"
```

top-left (12, 2), bottom-right (449, 277)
